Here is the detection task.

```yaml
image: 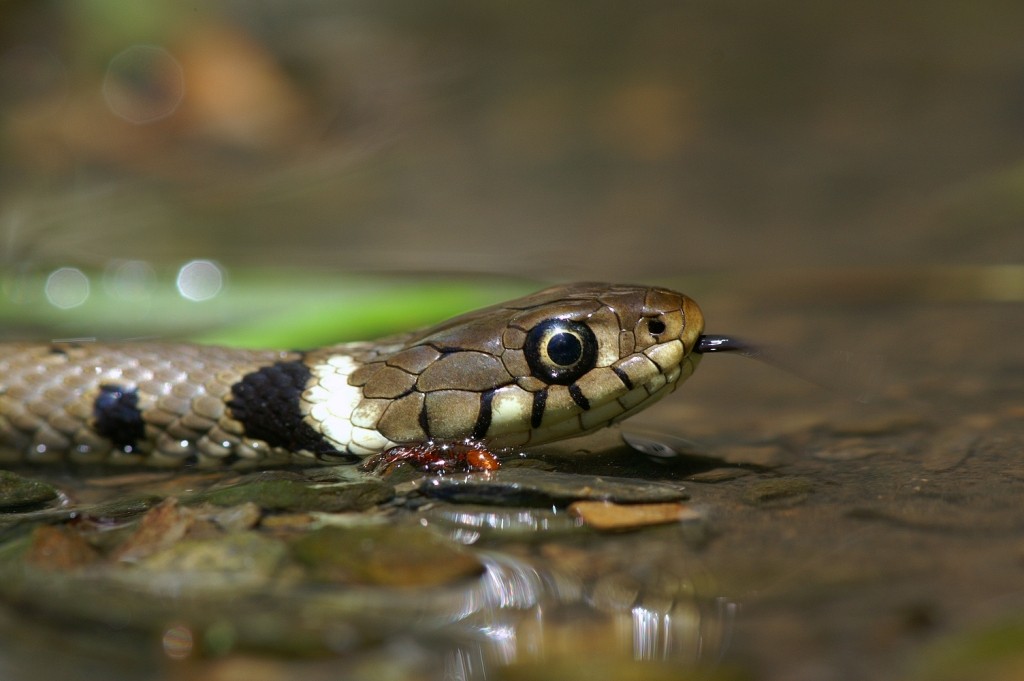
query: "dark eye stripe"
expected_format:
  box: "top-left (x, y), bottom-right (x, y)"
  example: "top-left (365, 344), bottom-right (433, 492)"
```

top-left (568, 384), bottom-right (590, 411)
top-left (531, 388), bottom-right (548, 429)
top-left (472, 389), bottom-right (495, 439)
top-left (612, 366), bottom-right (634, 390)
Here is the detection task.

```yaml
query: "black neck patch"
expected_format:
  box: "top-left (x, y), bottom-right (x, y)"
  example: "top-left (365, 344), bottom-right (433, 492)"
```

top-left (228, 359), bottom-right (340, 457)
top-left (93, 384), bottom-right (145, 452)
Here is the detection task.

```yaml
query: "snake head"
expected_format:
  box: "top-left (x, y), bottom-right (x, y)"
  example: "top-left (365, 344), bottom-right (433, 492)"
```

top-left (311, 283), bottom-right (706, 455)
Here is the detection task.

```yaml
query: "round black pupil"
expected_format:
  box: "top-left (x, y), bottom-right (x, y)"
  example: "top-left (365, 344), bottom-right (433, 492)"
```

top-left (547, 332), bottom-right (582, 366)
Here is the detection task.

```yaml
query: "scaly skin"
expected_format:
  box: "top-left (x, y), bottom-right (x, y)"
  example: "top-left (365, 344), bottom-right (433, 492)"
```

top-left (0, 283), bottom-right (705, 468)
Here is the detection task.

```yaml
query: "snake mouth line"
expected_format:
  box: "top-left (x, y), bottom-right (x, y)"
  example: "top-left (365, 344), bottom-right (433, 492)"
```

top-left (488, 359), bottom-right (690, 451)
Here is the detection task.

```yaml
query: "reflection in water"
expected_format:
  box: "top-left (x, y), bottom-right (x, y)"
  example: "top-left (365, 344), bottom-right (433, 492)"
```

top-left (434, 552), bottom-right (736, 678)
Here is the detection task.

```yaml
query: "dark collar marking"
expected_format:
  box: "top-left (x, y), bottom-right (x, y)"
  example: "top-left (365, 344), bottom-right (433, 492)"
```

top-left (228, 359), bottom-right (340, 457)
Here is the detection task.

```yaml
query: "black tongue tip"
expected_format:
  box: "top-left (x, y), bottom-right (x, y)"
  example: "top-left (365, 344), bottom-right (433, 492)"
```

top-left (694, 335), bottom-right (755, 354)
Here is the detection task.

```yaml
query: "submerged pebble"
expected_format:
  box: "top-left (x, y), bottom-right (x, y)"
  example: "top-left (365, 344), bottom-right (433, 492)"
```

top-left (190, 478), bottom-right (393, 513)
top-left (291, 525), bottom-right (484, 587)
top-left (128, 532), bottom-right (289, 592)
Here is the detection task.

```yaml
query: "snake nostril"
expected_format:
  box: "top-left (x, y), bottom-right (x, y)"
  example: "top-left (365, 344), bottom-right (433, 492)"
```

top-left (647, 318), bottom-right (666, 336)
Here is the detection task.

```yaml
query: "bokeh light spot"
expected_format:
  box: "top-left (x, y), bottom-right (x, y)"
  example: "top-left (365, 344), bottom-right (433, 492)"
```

top-left (103, 45), bottom-right (184, 124)
top-left (176, 260), bottom-right (224, 301)
top-left (161, 624), bottom-right (194, 660)
top-left (44, 267), bottom-right (90, 309)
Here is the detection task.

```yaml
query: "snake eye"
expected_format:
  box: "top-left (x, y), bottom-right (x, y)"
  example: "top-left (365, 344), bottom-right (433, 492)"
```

top-left (524, 319), bottom-right (598, 385)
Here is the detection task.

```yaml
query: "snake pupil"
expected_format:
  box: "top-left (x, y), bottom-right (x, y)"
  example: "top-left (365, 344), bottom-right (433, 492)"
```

top-left (547, 332), bottom-right (582, 366)
top-left (524, 319), bottom-right (599, 385)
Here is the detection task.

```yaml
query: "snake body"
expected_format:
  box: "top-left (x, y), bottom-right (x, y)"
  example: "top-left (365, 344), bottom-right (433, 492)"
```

top-left (0, 283), bottom-right (705, 467)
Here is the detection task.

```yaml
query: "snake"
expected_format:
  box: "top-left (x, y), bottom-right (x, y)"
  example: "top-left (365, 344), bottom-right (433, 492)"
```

top-left (0, 283), bottom-right (742, 469)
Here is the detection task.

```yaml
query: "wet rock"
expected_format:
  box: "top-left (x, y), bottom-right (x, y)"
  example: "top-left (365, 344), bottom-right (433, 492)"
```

top-left (129, 532), bottom-right (289, 592)
top-left (416, 468), bottom-right (688, 508)
top-left (291, 525), bottom-right (483, 587)
top-left (742, 477), bottom-right (814, 506)
top-left (569, 500), bottom-right (702, 531)
top-left (190, 478), bottom-right (393, 513)
top-left (196, 502), bottom-right (263, 532)
top-left (25, 525), bottom-right (100, 571)
top-left (0, 471), bottom-right (59, 511)
top-left (420, 504), bottom-right (580, 541)
top-left (301, 465), bottom-right (377, 484)
top-left (82, 495), bottom-right (164, 523)
top-left (113, 498), bottom-right (196, 563)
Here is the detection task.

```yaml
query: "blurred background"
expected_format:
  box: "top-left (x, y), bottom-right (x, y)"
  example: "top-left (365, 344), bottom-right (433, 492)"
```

top-left (1, 0), bottom-right (1023, 334)
top-left (2, 6), bottom-right (1024, 679)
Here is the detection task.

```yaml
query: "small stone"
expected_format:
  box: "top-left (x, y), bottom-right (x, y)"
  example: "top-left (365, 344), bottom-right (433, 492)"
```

top-left (113, 498), bottom-right (196, 563)
top-left (743, 478), bottom-right (815, 506)
top-left (25, 525), bottom-right (100, 571)
top-left (291, 525), bottom-right (483, 587)
top-left (132, 532), bottom-right (289, 592)
top-left (0, 471), bottom-right (59, 511)
top-left (83, 495), bottom-right (164, 523)
top-left (191, 479), bottom-right (393, 513)
top-left (198, 502), bottom-right (263, 532)
top-left (569, 501), bottom-right (701, 531)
